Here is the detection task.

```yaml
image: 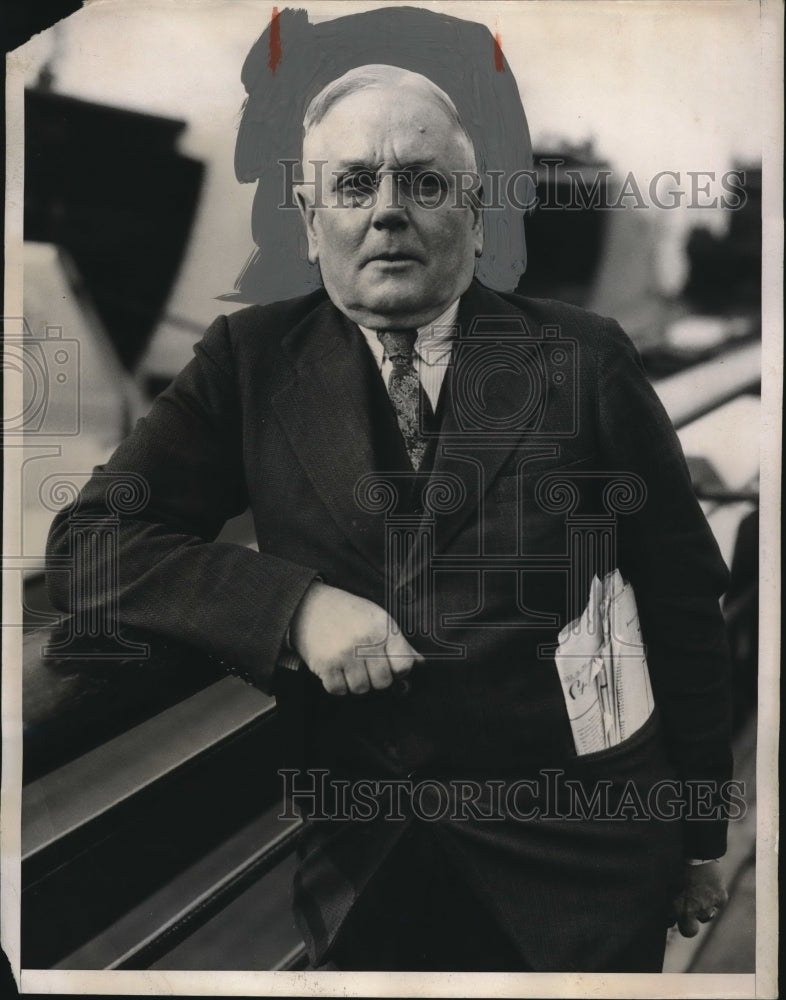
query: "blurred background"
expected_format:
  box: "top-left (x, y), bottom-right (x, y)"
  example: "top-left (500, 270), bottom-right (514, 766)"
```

top-left (7, 0), bottom-right (762, 978)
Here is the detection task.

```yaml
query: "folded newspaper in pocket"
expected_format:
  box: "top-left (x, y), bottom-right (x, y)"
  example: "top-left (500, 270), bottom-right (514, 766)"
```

top-left (554, 569), bottom-right (655, 755)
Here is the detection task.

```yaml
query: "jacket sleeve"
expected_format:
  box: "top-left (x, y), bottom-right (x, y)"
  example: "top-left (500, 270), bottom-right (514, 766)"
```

top-left (45, 314), bottom-right (320, 694)
top-left (595, 320), bottom-right (734, 859)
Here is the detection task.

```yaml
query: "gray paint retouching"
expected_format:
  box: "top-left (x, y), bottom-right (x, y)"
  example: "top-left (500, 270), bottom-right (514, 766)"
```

top-left (231, 6), bottom-right (533, 304)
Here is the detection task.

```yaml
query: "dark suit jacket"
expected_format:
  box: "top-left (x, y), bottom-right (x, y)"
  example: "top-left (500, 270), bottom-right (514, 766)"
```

top-left (47, 280), bottom-right (733, 970)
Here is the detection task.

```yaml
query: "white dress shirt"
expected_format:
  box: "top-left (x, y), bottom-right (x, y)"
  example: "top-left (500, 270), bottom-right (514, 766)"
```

top-left (358, 299), bottom-right (459, 412)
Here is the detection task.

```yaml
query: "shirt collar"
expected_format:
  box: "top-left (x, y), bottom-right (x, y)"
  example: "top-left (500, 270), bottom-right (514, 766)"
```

top-left (358, 299), bottom-right (459, 369)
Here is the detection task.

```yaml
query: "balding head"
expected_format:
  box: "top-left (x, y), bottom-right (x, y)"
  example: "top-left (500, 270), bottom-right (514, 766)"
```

top-left (302, 65), bottom-right (477, 173)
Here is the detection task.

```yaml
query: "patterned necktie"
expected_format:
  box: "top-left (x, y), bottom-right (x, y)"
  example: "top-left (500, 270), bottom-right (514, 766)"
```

top-left (377, 329), bottom-right (430, 470)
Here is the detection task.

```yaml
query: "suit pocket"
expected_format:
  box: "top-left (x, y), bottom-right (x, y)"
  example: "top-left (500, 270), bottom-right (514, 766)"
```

top-left (490, 452), bottom-right (599, 503)
top-left (568, 706), bottom-right (660, 767)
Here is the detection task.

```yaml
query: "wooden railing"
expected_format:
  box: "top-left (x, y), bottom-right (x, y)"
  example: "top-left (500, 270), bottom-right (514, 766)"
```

top-left (21, 627), bottom-right (303, 970)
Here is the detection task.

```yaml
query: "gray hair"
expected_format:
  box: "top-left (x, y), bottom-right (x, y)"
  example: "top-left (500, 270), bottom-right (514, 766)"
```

top-left (302, 64), bottom-right (477, 171)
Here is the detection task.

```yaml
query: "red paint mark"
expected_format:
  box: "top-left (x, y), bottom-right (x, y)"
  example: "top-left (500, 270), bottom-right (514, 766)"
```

top-left (269, 7), bottom-right (282, 75)
top-left (494, 31), bottom-right (504, 72)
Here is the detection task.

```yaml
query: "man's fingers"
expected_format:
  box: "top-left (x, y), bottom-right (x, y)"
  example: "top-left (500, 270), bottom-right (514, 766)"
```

top-left (385, 632), bottom-right (419, 675)
top-left (343, 659), bottom-right (372, 695)
top-left (677, 914), bottom-right (700, 938)
top-left (314, 616), bottom-right (423, 696)
top-left (364, 656), bottom-right (394, 691)
top-left (672, 864), bottom-right (728, 937)
top-left (697, 892), bottom-right (727, 923)
top-left (673, 895), bottom-right (726, 936)
top-left (321, 668), bottom-right (349, 696)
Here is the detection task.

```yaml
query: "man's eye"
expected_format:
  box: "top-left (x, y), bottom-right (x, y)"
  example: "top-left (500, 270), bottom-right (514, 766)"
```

top-left (408, 171), bottom-right (448, 205)
top-left (340, 173), bottom-right (377, 204)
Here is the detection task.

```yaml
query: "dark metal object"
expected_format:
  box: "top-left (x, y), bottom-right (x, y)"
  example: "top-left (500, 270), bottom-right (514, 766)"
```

top-left (24, 89), bottom-right (204, 371)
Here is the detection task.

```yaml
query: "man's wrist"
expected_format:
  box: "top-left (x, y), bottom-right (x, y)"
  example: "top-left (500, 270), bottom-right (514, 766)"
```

top-left (278, 575), bottom-right (326, 670)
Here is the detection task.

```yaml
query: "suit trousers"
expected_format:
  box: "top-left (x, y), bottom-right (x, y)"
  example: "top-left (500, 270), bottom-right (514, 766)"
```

top-left (326, 823), bottom-right (529, 971)
top-left (325, 823), bottom-right (670, 972)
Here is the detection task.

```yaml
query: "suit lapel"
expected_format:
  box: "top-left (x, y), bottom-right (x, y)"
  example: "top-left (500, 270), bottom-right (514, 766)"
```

top-left (431, 282), bottom-right (554, 546)
top-left (271, 300), bottom-right (389, 574)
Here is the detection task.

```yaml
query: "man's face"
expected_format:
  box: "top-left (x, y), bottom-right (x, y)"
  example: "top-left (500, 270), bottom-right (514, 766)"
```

top-left (296, 85), bottom-right (483, 330)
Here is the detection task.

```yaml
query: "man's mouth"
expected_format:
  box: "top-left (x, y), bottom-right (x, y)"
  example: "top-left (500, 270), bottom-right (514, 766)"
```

top-left (365, 252), bottom-right (421, 265)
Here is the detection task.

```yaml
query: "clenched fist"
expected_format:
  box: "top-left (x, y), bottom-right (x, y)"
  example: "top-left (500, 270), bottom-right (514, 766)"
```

top-left (290, 581), bottom-right (424, 695)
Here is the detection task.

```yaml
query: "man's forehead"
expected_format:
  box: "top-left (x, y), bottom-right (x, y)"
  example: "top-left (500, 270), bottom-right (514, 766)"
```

top-left (304, 87), bottom-right (467, 164)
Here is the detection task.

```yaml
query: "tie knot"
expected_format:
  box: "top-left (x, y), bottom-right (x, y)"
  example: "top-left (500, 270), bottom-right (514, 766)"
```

top-left (377, 328), bottom-right (417, 366)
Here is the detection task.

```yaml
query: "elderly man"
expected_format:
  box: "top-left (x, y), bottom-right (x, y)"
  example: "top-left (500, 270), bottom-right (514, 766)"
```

top-left (47, 65), bottom-right (732, 972)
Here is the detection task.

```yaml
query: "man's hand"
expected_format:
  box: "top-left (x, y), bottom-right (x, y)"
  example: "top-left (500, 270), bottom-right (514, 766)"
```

top-left (669, 861), bottom-right (728, 937)
top-left (290, 581), bottom-right (424, 695)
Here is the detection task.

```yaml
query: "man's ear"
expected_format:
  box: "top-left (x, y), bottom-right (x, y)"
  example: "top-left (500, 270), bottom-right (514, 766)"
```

top-left (294, 185), bottom-right (319, 264)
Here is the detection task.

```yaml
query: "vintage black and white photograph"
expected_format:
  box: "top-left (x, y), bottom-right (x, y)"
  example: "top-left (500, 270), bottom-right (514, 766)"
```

top-left (2, 0), bottom-right (780, 995)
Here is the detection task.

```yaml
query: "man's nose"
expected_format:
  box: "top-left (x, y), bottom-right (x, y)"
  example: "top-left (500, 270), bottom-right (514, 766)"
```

top-left (371, 173), bottom-right (408, 231)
